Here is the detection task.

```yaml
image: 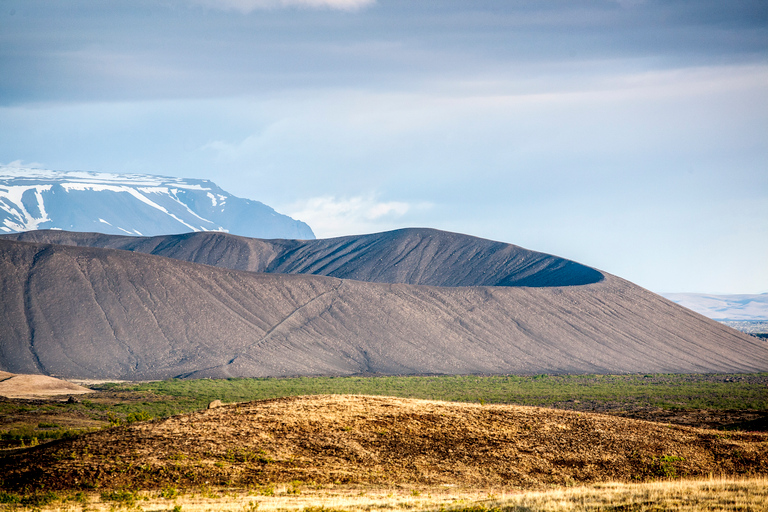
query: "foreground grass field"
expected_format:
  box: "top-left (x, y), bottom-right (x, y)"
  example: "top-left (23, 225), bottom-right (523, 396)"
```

top-left (2, 376), bottom-right (767, 511)
top-left (1, 477), bottom-right (767, 511)
top-left (2, 373), bottom-right (767, 449)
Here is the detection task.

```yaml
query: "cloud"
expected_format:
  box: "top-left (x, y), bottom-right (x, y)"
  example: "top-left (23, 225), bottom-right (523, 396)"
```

top-left (366, 201), bottom-right (409, 219)
top-left (283, 195), bottom-right (430, 238)
top-left (1, 160), bottom-right (46, 170)
top-left (191, 0), bottom-right (374, 13)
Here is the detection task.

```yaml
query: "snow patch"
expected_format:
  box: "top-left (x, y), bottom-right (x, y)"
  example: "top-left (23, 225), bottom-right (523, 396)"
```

top-left (61, 183), bottom-right (200, 232)
top-left (168, 189), bottom-right (213, 224)
top-left (1, 166), bottom-right (209, 190)
top-left (0, 185), bottom-right (53, 231)
top-left (33, 187), bottom-right (50, 226)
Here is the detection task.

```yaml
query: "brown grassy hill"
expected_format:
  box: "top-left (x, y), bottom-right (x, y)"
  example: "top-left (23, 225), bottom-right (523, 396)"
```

top-left (1, 395), bottom-right (766, 492)
top-left (1, 239), bottom-right (765, 379)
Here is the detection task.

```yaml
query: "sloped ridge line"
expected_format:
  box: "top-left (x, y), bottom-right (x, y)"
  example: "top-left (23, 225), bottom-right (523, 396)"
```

top-left (1, 228), bottom-right (604, 288)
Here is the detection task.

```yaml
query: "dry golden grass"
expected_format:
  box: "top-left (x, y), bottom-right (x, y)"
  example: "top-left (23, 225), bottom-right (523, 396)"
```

top-left (2, 395), bottom-right (767, 492)
top-left (494, 477), bottom-right (768, 511)
top-left (4, 477), bottom-right (767, 511)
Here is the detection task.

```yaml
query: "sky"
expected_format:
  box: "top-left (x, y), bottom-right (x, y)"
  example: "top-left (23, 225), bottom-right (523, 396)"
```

top-left (0, 0), bottom-right (766, 294)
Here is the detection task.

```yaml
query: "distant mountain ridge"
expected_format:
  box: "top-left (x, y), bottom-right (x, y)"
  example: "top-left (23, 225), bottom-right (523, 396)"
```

top-left (661, 293), bottom-right (768, 321)
top-left (1, 228), bottom-right (604, 288)
top-left (0, 166), bottom-right (314, 239)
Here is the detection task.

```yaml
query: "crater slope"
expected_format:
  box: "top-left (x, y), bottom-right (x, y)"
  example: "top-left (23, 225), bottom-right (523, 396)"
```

top-left (1, 238), bottom-right (765, 380)
top-left (2, 228), bottom-right (603, 287)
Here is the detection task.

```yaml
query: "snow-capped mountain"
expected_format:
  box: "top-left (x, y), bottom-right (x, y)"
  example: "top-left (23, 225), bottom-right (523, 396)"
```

top-left (0, 167), bottom-right (314, 239)
top-left (661, 292), bottom-right (768, 321)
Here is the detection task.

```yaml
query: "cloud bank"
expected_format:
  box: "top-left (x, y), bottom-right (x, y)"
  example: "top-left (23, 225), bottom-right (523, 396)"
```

top-left (285, 196), bottom-right (429, 239)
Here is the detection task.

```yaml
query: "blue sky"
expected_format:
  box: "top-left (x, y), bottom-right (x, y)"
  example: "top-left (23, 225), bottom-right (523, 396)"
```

top-left (1, 0), bottom-right (766, 293)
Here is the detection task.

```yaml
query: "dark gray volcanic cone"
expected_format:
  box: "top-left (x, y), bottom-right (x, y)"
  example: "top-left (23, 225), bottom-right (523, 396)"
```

top-left (2, 228), bottom-right (603, 287)
top-left (1, 238), bottom-right (765, 380)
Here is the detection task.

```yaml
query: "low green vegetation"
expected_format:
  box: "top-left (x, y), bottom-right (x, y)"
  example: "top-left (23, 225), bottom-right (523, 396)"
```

top-left (0, 490), bottom-right (59, 507)
top-left (0, 425), bottom-right (90, 443)
top-left (1, 373), bottom-right (766, 449)
top-left (99, 372), bottom-right (768, 412)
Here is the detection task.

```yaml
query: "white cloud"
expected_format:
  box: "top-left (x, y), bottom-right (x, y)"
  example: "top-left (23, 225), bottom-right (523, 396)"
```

top-left (366, 201), bottom-right (409, 220)
top-left (2, 160), bottom-right (46, 170)
top-left (192, 0), bottom-right (374, 13)
top-left (284, 195), bottom-right (430, 239)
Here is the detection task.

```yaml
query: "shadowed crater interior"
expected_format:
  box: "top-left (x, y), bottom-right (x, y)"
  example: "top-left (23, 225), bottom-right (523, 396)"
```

top-left (1, 227), bottom-right (604, 288)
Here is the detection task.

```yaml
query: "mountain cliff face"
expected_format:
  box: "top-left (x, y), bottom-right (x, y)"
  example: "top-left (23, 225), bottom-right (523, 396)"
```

top-left (0, 167), bottom-right (314, 240)
top-left (1, 230), bottom-right (765, 380)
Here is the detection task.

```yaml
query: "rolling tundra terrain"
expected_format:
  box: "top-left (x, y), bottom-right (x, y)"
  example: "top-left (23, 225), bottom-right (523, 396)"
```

top-left (0, 229), bottom-right (765, 380)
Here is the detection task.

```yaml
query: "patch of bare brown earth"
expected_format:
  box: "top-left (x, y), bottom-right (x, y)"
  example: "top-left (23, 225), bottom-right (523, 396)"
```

top-left (1, 395), bottom-right (765, 492)
top-left (0, 373), bottom-right (92, 399)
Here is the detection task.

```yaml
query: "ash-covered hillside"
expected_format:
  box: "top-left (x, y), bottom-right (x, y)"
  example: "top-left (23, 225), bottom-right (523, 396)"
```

top-left (1, 230), bottom-right (765, 380)
top-left (3, 228), bottom-right (603, 288)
